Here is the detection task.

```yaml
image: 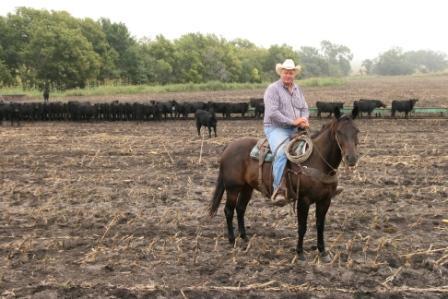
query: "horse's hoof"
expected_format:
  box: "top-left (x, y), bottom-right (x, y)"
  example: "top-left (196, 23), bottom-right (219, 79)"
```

top-left (319, 252), bottom-right (331, 263)
top-left (228, 238), bottom-right (235, 244)
top-left (297, 253), bottom-right (306, 261)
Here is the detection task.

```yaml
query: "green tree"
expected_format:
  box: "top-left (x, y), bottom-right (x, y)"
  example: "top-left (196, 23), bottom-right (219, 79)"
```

top-left (361, 59), bottom-right (373, 75)
top-left (140, 35), bottom-right (177, 84)
top-left (320, 40), bottom-right (353, 76)
top-left (200, 35), bottom-right (241, 82)
top-left (22, 21), bottom-right (101, 89)
top-left (372, 48), bottom-right (414, 75)
top-left (0, 59), bottom-right (14, 87)
top-left (404, 50), bottom-right (447, 73)
top-left (100, 18), bottom-right (137, 82)
top-left (232, 39), bottom-right (265, 82)
top-left (174, 33), bottom-right (206, 83)
top-left (0, 17), bottom-right (15, 86)
top-left (297, 46), bottom-right (328, 77)
top-left (80, 18), bottom-right (119, 82)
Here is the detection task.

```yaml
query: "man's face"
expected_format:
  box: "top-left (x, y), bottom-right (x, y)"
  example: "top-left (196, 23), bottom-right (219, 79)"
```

top-left (280, 69), bottom-right (296, 85)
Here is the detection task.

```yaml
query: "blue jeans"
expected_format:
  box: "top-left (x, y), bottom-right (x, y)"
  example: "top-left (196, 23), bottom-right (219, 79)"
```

top-left (264, 126), bottom-right (298, 190)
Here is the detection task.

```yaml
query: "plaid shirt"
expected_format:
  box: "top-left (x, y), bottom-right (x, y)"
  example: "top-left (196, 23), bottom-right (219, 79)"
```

top-left (263, 79), bottom-right (309, 127)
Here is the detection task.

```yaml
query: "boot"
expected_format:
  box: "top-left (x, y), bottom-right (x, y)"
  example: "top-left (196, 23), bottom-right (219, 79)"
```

top-left (270, 177), bottom-right (290, 207)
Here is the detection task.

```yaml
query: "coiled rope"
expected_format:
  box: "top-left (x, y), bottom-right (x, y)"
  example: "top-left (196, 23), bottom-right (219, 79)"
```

top-left (285, 134), bottom-right (313, 164)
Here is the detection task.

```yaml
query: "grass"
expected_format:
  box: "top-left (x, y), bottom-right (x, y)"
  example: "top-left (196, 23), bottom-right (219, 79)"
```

top-left (0, 77), bottom-right (346, 98)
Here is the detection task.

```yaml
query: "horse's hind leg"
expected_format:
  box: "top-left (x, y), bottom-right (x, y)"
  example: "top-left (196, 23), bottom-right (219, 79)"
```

top-left (224, 188), bottom-right (239, 244)
top-left (236, 185), bottom-right (253, 240)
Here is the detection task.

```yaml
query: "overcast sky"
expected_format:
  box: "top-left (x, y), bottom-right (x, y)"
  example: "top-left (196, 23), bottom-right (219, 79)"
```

top-left (1, 0), bottom-right (447, 64)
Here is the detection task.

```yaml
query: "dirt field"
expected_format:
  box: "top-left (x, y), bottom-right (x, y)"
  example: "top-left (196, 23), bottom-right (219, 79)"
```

top-left (1, 114), bottom-right (447, 298)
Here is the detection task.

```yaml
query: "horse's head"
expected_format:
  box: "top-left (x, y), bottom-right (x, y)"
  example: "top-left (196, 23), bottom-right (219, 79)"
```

top-left (332, 106), bottom-right (360, 167)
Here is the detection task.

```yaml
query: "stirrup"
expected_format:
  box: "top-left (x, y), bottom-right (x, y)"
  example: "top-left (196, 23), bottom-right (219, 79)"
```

top-left (270, 188), bottom-right (290, 207)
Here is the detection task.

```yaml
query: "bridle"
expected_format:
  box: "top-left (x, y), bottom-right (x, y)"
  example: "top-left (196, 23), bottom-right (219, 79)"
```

top-left (311, 123), bottom-right (349, 174)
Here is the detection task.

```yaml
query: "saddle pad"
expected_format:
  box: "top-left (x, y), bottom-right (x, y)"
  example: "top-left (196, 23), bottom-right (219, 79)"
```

top-left (250, 143), bottom-right (274, 162)
top-left (250, 139), bottom-right (308, 162)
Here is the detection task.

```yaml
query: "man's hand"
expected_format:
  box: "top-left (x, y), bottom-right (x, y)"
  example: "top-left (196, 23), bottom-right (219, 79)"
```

top-left (292, 117), bottom-right (309, 128)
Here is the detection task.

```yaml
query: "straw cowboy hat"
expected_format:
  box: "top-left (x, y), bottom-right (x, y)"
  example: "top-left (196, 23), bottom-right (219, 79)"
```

top-left (275, 59), bottom-right (301, 76)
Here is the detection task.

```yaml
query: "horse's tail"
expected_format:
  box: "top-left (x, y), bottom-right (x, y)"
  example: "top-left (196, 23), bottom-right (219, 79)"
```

top-left (209, 167), bottom-right (225, 217)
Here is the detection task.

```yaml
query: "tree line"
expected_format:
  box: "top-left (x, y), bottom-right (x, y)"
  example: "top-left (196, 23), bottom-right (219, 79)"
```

top-left (0, 7), bottom-right (354, 90)
top-left (0, 7), bottom-right (446, 91)
top-left (362, 48), bottom-right (448, 76)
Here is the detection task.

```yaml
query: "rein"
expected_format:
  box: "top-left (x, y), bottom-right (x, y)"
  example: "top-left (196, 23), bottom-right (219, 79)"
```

top-left (286, 125), bottom-right (343, 203)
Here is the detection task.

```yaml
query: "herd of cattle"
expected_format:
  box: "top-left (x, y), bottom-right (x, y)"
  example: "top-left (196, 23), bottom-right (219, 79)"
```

top-left (317, 98), bottom-right (419, 118)
top-left (0, 99), bottom-right (259, 125)
top-left (0, 98), bottom-right (420, 125)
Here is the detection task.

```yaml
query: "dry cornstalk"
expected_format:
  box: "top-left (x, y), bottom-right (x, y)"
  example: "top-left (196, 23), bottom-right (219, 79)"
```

top-left (244, 234), bottom-right (256, 253)
top-left (401, 246), bottom-right (447, 259)
top-left (162, 142), bottom-right (175, 164)
top-left (87, 149), bottom-right (100, 167)
top-left (198, 133), bottom-right (205, 164)
top-left (5, 281), bottom-right (448, 296)
top-left (381, 266), bottom-right (402, 287)
top-left (99, 213), bottom-right (120, 243)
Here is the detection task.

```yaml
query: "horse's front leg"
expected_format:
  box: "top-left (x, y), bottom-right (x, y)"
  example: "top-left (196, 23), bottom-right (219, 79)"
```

top-left (296, 199), bottom-right (309, 260)
top-left (316, 198), bottom-right (332, 262)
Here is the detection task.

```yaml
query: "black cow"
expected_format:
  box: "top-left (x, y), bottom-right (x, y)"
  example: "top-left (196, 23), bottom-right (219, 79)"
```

top-left (46, 102), bottom-right (66, 121)
top-left (174, 101), bottom-right (188, 119)
top-left (67, 101), bottom-right (95, 121)
top-left (16, 102), bottom-right (35, 121)
top-left (208, 102), bottom-right (248, 119)
top-left (209, 102), bottom-right (230, 119)
top-left (0, 102), bottom-right (21, 126)
top-left (195, 109), bottom-right (217, 138)
top-left (95, 103), bottom-right (108, 121)
top-left (156, 100), bottom-right (176, 120)
top-left (0, 101), bottom-right (8, 124)
top-left (250, 98), bottom-right (264, 119)
top-left (145, 102), bottom-right (161, 120)
top-left (316, 101), bottom-right (344, 118)
top-left (353, 99), bottom-right (386, 118)
top-left (229, 102), bottom-right (249, 118)
top-left (391, 99), bottom-right (418, 118)
top-left (175, 101), bottom-right (207, 119)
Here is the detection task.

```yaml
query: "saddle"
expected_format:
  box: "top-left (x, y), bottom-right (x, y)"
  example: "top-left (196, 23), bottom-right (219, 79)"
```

top-left (249, 131), bottom-right (338, 202)
top-left (249, 137), bottom-right (308, 162)
top-left (249, 134), bottom-right (310, 198)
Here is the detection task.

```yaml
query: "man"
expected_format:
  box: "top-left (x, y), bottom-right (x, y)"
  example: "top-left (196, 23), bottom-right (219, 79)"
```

top-left (263, 59), bottom-right (309, 206)
top-left (43, 82), bottom-right (50, 103)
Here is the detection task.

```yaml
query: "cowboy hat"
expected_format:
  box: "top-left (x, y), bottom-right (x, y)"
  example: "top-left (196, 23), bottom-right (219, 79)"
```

top-left (275, 59), bottom-right (301, 76)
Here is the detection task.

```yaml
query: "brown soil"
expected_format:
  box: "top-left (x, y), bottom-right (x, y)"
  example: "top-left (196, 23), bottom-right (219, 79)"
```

top-left (1, 116), bottom-right (447, 298)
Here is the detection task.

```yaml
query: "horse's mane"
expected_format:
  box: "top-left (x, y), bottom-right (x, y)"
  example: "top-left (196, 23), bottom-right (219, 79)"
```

top-left (311, 121), bottom-right (333, 138)
top-left (311, 114), bottom-right (351, 139)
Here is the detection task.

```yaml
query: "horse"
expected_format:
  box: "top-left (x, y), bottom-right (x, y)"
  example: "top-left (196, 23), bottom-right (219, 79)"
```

top-left (209, 107), bottom-right (360, 261)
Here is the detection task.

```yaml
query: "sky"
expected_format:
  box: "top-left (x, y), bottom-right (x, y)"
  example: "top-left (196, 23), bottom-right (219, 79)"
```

top-left (1, 0), bottom-right (447, 65)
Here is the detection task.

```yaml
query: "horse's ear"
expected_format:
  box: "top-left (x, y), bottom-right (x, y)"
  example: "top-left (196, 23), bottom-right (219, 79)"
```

top-left (351, 105), bottom-right (359, 120)
top-left (334, 106), bottom-right (341, 120)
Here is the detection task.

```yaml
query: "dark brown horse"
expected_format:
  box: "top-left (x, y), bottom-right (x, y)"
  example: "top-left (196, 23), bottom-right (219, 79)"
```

top-left (209, 107), bottom-right (359, 261)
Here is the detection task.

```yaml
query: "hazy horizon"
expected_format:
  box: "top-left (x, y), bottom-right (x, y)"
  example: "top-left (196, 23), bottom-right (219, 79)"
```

top-left (1, 0), bottom-right (448, 66)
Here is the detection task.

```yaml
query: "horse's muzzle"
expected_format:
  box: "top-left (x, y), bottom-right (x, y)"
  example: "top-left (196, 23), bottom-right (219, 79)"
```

top-left (345, 154), bottom-right (358, 167)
